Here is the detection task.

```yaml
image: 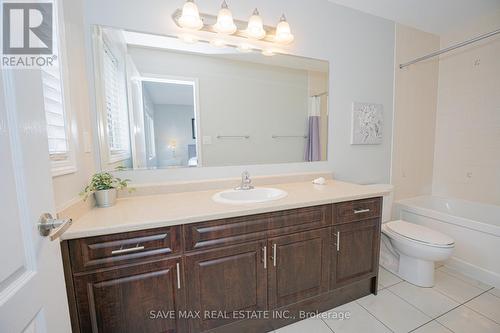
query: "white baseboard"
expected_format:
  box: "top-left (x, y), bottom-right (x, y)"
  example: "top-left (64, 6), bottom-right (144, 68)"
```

top-left (445, 256), bottom-right (500, 289)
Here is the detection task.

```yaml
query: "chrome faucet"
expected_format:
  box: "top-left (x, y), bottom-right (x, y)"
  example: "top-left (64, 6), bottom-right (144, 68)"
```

top-left (236, 171), bottom-right (254, 190)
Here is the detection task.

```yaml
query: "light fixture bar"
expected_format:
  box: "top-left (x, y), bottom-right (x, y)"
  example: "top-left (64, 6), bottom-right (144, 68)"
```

top-left (172, 8), bottom-right (279, 43)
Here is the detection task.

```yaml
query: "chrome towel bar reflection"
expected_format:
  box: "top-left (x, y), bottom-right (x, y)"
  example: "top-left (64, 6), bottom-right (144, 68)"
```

top-left (216, 135), bottom-right (250, 139)
top-left (272, 135), bottom-right (307, 139)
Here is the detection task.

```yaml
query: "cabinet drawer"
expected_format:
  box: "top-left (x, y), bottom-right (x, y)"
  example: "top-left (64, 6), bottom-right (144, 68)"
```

top-left (334, 198), bottom-right (381, 223)
top-left (184, 214), bottom-right (269, 251)
top-left (68, 226), bottom-right (181, 272)
top-left (267, 205), bottom-right (330, 235)
top-left (184, 205), bottom-right (330, 252)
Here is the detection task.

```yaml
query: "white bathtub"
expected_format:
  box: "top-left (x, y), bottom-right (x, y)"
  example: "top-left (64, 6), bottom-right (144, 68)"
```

top-left (394, 196), bottom-right (500, 288)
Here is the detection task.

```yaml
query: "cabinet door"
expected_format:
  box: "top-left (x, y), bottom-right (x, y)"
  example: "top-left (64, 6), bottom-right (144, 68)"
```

top-left (331, 219), bottom-right (380, 289)
top-left (185, 241), bottom-right (267, 332)
top-left (267, 228), bottom-right (331, 309)
top-left (74, 258), bottom-right (186, 333)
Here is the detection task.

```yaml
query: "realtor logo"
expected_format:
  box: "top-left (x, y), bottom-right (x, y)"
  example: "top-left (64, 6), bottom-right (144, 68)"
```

top-left (2, 2), bottom-right (55, 67)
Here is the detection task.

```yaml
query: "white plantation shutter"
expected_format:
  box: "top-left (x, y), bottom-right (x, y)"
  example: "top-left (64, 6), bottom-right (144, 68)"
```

top-left (42, 64), bottom-right (68, 158)
top-left (41, 2), bottom-right (75, 176)
top-left (102, 42), bottom-right (130, 157)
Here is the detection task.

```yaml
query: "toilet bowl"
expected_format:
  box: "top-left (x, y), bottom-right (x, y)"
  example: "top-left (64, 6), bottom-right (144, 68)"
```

top-left (364, 184), bottom-right (455, 288)
top-left (382, 220), bottom-right (455, 287)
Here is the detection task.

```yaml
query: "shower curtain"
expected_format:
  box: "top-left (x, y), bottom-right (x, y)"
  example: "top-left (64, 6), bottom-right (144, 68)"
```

top-left (304, 96), bottom-right (322, 161)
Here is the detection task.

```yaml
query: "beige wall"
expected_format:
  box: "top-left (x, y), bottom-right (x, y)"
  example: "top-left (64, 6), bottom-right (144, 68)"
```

top-left (432, 11), bottom-right (500, 205)
top-left (392, 24), bottom-right (440, 200)
top-left (52, 0), bottom-right (95, 211)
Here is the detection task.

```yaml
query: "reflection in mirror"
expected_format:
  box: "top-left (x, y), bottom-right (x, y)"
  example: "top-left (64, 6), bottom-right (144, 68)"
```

top-left (93, 26), bottom-right (329, 171)
top-left (140, 79), bottom-right (199, 168)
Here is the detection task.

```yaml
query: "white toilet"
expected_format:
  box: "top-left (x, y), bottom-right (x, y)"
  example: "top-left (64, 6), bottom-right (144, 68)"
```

top-left (373, 185), bottom-right (455, 287)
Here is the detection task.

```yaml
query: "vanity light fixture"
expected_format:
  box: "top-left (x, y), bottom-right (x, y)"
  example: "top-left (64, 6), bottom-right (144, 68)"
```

top-left (245, 9), bottom-right (266, 39)
top-left (274, 14), bottom-right (294, 44)
top-left (213, 1), bottom-right (237, 34)
top-left (173, 3), bottom-right (295, 49)
top-left (178, 0), bottom-right (203, 30)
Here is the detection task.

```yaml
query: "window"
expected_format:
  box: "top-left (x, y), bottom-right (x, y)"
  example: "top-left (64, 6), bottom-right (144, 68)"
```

top-left (102, 42), bottom-right (131, 162)
top-left (42, 0), bottom-right (75, 176)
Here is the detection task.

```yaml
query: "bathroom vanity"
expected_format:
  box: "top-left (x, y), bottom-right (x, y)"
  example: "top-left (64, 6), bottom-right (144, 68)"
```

top-left (60, 181), bottom-right (385, 333)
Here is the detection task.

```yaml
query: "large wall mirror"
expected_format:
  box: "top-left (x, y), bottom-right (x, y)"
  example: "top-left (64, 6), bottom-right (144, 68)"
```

top-left (92, 26), bottom-right (329, 171)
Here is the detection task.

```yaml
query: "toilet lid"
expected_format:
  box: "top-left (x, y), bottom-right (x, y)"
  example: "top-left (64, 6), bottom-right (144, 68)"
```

top-left (386, 220), bottom-right (455, 246)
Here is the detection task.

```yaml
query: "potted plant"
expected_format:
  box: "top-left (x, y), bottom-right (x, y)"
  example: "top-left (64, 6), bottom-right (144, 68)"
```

top-left (80, 172), bottom-right (133, 208)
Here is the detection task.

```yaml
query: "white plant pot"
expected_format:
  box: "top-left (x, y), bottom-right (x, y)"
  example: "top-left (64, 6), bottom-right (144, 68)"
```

top-left (94, 188), bottom-right (117, 208)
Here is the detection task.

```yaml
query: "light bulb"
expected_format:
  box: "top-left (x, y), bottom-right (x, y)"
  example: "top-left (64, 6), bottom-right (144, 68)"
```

top-left (178, 0), bottom-right (203, 30)
top-left (213, 1), bottom-right (237, 34)
top-left (274, 14), bottom-right (294, 44)
top-left (245, 8), bottom-right (266, 39)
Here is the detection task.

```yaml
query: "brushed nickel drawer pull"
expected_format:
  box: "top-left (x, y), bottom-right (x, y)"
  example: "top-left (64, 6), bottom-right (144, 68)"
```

top-left (354, 208), bottom-right (370, 214)
top-left (273, 244), bottom-right (277, 267)
top-left (263, 246), bottom-right (267, 269)
top-left (111, 244), bottom-right (145, 255)
top-left (336, 231), bottom-right (340, 252)
top-left (176, 262), bottom-right (181, 289)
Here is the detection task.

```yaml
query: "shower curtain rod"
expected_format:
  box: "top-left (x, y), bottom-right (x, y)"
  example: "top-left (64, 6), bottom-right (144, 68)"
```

top-left (399, 27), bottom-right (500, 69)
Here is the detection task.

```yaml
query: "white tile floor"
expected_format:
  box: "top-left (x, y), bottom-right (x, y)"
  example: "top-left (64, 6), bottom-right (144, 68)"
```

top-left (275, 266), bottom-right (500, 333)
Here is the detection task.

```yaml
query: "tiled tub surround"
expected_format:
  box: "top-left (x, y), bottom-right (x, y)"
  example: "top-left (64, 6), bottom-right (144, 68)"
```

top-left (275, 266), bottom-right (500, 333)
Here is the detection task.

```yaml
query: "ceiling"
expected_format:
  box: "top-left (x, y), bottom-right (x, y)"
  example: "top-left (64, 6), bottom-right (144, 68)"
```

top-left (327, 0), bottom-right (500, 35)
top-left (143, 81), bottom-right (194, 106)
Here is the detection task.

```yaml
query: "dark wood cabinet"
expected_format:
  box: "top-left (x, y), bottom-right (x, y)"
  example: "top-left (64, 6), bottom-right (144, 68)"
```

top-left (330, 219), bottom-right (380, 289)
top-left (62, 198), bottom-right (382, 333)
top-left (267, 228), bottom-right (331, 309)
top-left (68, 226), bottom-right (181, 272)
top-left (185, 241), bottom-right (267, 332)
top-left (72, 257), bottom-right (186, 333)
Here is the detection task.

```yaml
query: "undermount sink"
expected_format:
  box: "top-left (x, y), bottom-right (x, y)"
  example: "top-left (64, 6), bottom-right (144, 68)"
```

top-left (212, 187), bottom-right (288, 204)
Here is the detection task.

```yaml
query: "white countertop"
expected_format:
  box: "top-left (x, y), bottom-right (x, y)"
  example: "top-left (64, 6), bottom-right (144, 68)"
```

top-left (61, 180), bottom-right (391, 240)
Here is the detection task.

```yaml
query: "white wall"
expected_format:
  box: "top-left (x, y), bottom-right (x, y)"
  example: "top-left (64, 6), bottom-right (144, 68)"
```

top-left (128, 47), bottom-right (312, 167)
top-left (392, 24), bottom-right (440, 200)
top-left (153, 104), bottom-right (195, 167)
top-left (432, 11), bottom-right (500, 205)
top-left (81, 0), bottom-right (395, 185)
top-left (52, 0), bottom-right (96, 210)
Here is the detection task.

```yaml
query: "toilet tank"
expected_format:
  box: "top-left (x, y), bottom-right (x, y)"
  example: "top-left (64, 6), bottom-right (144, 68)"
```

top-left (363, 184), bottom-right (394, 223)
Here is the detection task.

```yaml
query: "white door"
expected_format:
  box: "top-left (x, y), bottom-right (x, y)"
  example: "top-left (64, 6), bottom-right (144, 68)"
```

top-left (0, 68), bottom-right (72, 331)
